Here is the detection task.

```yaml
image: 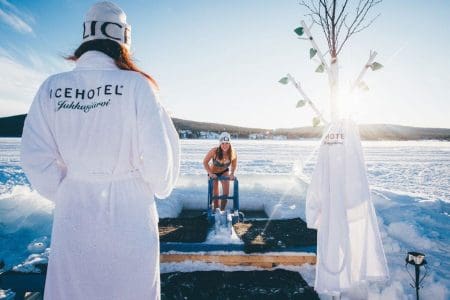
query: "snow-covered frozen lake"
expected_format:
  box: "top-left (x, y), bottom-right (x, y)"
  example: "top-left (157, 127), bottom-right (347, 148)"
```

top-left (0, 138), bottom-right (449, 299)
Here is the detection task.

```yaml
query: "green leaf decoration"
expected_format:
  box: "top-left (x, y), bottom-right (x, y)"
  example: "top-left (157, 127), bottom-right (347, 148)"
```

top-left (315, 63), bottom-right (325, 73)
top-left (358, 81), bottom-right (369, 91)
top-left (278, 77), bottom-right (289, 84)
top-left (312, 117), bottom-right (320, 127)
top-left (294, 27), bottom-right (304, 36)
top-left (309, 48), bottom-right (317, 59)
top-left (370, 62), bottom-right (383, 71)
top-left (296, 100), bottom-right (306, 108)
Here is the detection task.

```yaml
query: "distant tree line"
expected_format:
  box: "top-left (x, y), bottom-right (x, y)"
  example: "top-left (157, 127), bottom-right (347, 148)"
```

top-left (0, 114), bottom-right (449, 140)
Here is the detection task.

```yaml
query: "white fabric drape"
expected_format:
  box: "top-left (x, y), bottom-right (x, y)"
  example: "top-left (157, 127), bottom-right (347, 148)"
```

top-left (306, 119), bottom-right (389, 295)
top-left (21, 51), bottom-right (180, 300)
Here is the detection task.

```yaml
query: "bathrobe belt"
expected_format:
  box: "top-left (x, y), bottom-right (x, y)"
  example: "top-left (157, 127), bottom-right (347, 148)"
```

top-left (66, 169), bottom-right (141, 182)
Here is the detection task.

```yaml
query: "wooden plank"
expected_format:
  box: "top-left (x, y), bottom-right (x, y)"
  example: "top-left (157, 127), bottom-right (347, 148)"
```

top-left (160, 253), bottom-right (316, 268)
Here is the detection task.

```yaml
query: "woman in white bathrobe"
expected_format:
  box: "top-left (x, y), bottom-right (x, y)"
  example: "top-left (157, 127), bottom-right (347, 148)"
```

top-left (20, 2), bottom-right (180, 299)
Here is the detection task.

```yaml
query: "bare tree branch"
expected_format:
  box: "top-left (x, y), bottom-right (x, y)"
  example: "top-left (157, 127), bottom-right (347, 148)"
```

top-left (335, 0), bottom-right (349, 24)
top-left (318, 0), bottom-right (333, 20)
top-left (300, 0), bottom-right (332, 50)
top-left (319, 6), bottom-right (330, 47)
top-left (352, 13), bottom-right (380, 34)
top-left (336, 0), bottom-right (382, 55)
top-left (299, 0), bottom-right (382, 58)
top-left (335, 13), bottom-right (347, 50)
top-left (300, 1), bottom-right (321, 26)
top-left (318, 1), bottom-right (332, 49)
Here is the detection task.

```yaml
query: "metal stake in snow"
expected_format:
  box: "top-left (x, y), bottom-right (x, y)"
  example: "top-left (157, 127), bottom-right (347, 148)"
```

top-left (405, 251), bottom-right (428, 300)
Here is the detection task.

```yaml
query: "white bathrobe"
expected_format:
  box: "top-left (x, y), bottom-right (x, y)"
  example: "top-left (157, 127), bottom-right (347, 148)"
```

top-left (306, 119), bottom-right (389, 295)
top-left (20, 51), bottom-right (180, 300)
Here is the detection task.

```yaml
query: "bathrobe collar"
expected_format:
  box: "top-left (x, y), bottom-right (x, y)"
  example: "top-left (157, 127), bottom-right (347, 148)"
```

top-left (74, 51), bottom-right (119, 71)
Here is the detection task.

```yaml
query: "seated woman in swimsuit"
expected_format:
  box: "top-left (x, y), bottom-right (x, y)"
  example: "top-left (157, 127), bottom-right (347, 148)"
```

top-left (203, 132), bottom-right (238, 211)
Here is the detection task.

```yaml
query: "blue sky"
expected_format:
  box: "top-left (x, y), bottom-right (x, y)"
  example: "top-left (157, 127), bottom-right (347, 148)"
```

top-left (1, 0), bottom-right (449, 129)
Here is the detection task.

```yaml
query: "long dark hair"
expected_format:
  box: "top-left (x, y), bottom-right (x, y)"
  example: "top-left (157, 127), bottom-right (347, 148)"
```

top-left (67, 39), bottom-right (158, 89)
top-left (216, 144), bottom-right (232, 161)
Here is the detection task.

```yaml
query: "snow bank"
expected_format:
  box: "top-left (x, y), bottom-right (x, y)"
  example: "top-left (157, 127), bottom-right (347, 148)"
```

top-left (158, 174), bottom-right (309, 213)
top-left (0, 185), bottom-right (53, 268)
top-left (1, 139), bottom-right (449, 299)
top-left (367, 189), bottom-right (450, 300)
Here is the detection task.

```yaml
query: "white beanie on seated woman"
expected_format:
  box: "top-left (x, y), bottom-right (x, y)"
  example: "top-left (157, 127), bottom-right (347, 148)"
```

top-left (82, 1), bottom-right (131, 49)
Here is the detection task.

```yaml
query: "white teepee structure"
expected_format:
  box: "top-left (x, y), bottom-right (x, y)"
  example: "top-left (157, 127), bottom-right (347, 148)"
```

top-left (280, 8), bottom-right (389, 296)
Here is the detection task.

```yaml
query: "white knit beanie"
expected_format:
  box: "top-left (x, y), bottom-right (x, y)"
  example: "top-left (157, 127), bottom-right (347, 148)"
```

top-left (219, 132), bottom-right (231, 144)
top-left (82, 1), bottom-right (131, 49)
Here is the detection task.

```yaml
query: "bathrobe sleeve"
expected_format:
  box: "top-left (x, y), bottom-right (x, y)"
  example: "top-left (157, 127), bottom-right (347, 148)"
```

top-left (20, 79), bottom-right (67, 200)
top-left (135, 78), bottom-right (180, 199)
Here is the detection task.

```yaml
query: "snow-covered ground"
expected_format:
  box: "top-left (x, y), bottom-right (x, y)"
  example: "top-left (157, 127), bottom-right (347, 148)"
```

top-left (0, 138), bottom-right (449, 299)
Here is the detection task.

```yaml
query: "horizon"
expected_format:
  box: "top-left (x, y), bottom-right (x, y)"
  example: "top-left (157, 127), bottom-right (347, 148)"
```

top-left (1, 112), bottom-right (449, 131)
top-left (1, 1), bottom-right (449, 129)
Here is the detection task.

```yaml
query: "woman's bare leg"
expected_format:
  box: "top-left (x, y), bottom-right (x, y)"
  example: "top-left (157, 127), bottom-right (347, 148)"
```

top-left (213, 179), bottom-right (219, 210)
top-left (220, 173), bottom-right (230, 210)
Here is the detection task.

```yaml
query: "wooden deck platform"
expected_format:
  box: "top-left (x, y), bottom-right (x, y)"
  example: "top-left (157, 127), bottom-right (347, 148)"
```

top-left (159, 214), bottom-right (317, 268)
top-left (2, 214), bottom-right (318, 297)
top-left (161, 252), bottom-right (316, 268)
top-left (160, 241), bottom-right (316, 268)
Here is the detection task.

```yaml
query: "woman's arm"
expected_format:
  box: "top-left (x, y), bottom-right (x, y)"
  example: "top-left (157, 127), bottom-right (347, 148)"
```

top-left (203, 148), bottom-right (215, 177)
top-left (229, 150), bottom-right (238, 179)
